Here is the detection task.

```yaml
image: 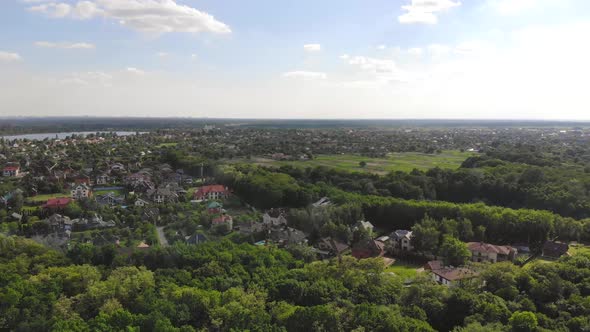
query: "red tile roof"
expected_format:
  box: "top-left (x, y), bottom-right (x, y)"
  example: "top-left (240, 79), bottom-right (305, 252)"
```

top-left (3, 166), bottom-right (19, 171)
top-left (42, 198), bottom-right (72, 208)
top-left (194, 185), bottom-right (228, 198)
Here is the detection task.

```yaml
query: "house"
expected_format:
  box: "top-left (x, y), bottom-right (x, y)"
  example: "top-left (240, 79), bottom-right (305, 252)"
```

top-left (74, 176), bottom-right (91, 185)
top-left (542, 241), bottom-right (569, 258)
top-left (354, 220), bottom-right (375, 233)
top-left (207, 201), bottom-right (223, 214)
top-left (96, 174), bottom-right (110, 185)
top-left (268, 226), bottom-right (307, 246)
top-left (110, 163), bottom-right (126, 172)
top-left (71, 184), bottom-right (92, 200)
top-left (430, 266), bottom-right (478, 287)
top-left (146, 187), bottom-right (178, 204)
top-left (96, 192), bottom-right (125, 207)
top-left (316, 237), bottom-right (350, 257)
top-left (212, 214), bottom-right (233, 230)
top-left (390, 230), bottom-right (414, 252)
top-left (352, 239), bottom-right (385, 259)
top-left (312, 197), bottom-right (332, 207)
top-left (262, 209), bottom-right (288, 227)
top-left (44, 214), bottom-right (72, 232)
top-left (72, 214), bottom-right (116, 230)
top-left (186, 233), bottom-right (208, 245)
top-left (142, 207), bottom-right (160, 222)
top-left (163, 182), bottom-right (187, 195)
top-left (194, 185), bottom-right (229, 201)
top-left (135, 198), bottom-right (150, 207)
top-left (3, 165), bottom-right (20, 177)
top-left (236, 221), bottom-right (266, 235)
top-left (424, 260), bottom-right (444, 271)
top-left (467, 242), bottom-right (517, 263)
top-left (42, 197), bottom-right (72, 210)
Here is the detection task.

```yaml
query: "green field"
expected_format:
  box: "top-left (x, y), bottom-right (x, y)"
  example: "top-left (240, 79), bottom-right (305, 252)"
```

top-left (384, 261), bottom-right (422, 280)
top-left (250, 150), bottom-right (474, 174)
top-left (27, 192), bottom-right (69, 202)
top-left (569, 244), bottom-right (590, 256)
top-left (94, 189), bottom-right (125, 196)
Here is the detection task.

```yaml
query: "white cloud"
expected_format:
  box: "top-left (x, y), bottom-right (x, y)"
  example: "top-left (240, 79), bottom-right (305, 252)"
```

top-left (377, 45), bottom-right (387, 50)
top-left (27, 0), bottom-right (231, 35)
top-left (59, 71), bottom-right (112, 86)
top-left (0, 51), bottom-right (22, 62)
top-left (399, 0), bottom-right (461, 24)
top-left (282, 71), bottom-right (327, 80)
top-left (28, 2), bottom-right (72, 17)
top-left (35, 41), bottom-right (96, 49)
top-left (303, 44), bottom-right (321, 52)
top-left (156, 52), bottom-right (169, 57)
top-left (126, 67), bottom-right (146, 75)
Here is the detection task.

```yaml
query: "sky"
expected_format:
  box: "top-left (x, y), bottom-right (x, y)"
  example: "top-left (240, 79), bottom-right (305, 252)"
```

top-left (1, 0), bottom-right (590, 119)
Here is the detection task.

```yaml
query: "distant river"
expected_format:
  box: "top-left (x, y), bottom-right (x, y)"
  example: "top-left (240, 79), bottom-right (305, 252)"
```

top-left (1, 131), bottom-right (144, 141)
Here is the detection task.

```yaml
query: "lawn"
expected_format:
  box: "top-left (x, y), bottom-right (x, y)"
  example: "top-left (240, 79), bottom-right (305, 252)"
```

top-left (245, 150), bottom-right (474, 174)
top-left (384, 261), bottom-right (422, 280)
top-left (94, 189), bottom-right (125, 196)
top-left (27, 192), bottom-right (69, 202)
top-left (569, 244), bottom-right (590, 256)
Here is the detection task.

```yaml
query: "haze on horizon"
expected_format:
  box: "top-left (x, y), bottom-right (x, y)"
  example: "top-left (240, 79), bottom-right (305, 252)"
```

top-left (1, 0), bottom-right (589, 120)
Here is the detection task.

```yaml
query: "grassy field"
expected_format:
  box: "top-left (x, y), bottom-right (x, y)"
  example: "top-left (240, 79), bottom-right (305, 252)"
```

top-left (569, 244), bottom-right (590, 256)
top-left (384, 261), bottom-right (422, 280)
top-left (94, 189), bottom-right (125, 196)
top-left (248, 150), bottom-right (474, 174)
top-left (27, 192), bottom-right (69, 202)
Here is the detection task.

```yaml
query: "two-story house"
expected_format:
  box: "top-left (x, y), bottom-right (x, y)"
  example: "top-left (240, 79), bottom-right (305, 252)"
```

top-left (2, 165), bottom-right (20, 177)
top-left (390, 229), bottom-right (414, 252)
top-left (71, 184), bottom-right (92, 200)
top-left (194, 185), bottom-right (230, 201)
top-left (466, 242), bottom-right (517, 263)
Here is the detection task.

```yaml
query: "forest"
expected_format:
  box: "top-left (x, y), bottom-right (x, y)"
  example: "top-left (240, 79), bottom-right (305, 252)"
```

top-left (2, 233), bottom-right (590, 331)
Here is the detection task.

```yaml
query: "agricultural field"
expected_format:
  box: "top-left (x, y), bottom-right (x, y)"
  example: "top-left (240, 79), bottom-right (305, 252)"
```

top-left (249, 150), bottom-right (474, 174)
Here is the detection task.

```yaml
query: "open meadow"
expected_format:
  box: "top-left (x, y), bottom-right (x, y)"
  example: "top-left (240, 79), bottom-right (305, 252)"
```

top-left (248, 150), bottom-right (474, 174)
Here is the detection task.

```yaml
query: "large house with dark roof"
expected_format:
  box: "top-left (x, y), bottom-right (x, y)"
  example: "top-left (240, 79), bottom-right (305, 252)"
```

top-left (542, 241), bottom-right (569, 258)
top-left (352, 239), bottom-right (385, 259)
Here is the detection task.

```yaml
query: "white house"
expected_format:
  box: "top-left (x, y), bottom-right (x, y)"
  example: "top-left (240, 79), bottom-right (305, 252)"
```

top-left (390, 230), bottom-right (414, 252)
top-left (3, 165), bottom-right (20, 177)
top-left (71, 184), bottom-right (92, 200)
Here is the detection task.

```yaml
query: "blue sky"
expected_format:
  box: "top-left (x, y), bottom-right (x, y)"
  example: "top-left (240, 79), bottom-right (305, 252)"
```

top-left (1, 0), bottom-right (590, 119)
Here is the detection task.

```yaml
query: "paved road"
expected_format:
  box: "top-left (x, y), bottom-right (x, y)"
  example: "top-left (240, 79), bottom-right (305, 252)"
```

top-left (156, 227), bottom-right (169, 247)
